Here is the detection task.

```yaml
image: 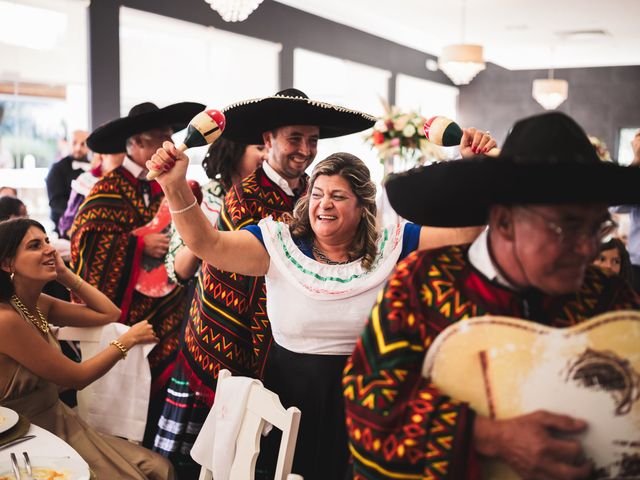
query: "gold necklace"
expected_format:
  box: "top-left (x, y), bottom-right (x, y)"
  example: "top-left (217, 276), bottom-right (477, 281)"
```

top-left (10, 294), bottom-right (49, 335)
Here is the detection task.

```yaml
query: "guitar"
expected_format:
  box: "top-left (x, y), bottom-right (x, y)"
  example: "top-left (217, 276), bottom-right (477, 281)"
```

top-left (423, 310), bottom-right (640, 479)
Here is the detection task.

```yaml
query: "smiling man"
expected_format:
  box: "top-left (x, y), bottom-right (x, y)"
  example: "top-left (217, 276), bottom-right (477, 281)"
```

top-left (152, 88), bottom-right (375, 474)
top-left (343, 112), bottom-right (640, 480)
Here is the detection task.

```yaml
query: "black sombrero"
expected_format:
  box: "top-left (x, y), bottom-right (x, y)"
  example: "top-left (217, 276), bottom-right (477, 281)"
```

top-left (87, 102), bottom-right (205, 154)
top-left (386, 111), bottom-right (640, 227)
top-left (220, 88), bottom-right (376, 144)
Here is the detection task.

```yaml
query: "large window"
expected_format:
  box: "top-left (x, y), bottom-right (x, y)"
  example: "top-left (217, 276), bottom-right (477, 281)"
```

top-left (0, 0), bottom-right (89, 227)
top-left (617, 127), bottom-right (639, 166)
top-left (293, 48), bottom-right (390, 186)
top-left (120, 7), bottom-right (281, 181)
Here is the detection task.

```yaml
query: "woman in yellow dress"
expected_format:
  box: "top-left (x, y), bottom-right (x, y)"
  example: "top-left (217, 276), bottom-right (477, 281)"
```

top-left (0, 217), bottom-right (174, 479)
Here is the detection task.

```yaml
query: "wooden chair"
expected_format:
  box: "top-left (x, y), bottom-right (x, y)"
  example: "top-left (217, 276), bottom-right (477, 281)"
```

top-left (198, 370), bottom-right (302, 480)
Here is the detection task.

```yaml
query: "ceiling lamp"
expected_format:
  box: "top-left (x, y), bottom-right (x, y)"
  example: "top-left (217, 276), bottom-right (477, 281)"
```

top-left (438, 0), bottom-right (485, 85)
top-left (438, 44), bottom-right (485, 85)
top-left (205, 0), bottom-right (264, 22)
top-left (532, 69), bottom-right (568, 110)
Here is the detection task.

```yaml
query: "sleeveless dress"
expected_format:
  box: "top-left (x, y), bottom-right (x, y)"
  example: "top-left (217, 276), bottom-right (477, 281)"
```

top-left (0, 301), bottom-right (175, 479)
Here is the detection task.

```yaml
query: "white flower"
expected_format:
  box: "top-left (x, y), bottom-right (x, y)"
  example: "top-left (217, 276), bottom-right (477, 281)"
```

top-left (374, 119), bottom-right (388, 132)
top-left (394, 115), bottom-right (410, 131)
top-left (402, 124), bottom-right (416, 138)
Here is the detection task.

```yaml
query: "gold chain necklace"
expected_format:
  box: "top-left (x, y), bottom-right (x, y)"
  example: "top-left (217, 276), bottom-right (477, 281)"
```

top-left (10, 294), bottom-right (49, 335)
top-left (311, 243), bottom-right (351, 265)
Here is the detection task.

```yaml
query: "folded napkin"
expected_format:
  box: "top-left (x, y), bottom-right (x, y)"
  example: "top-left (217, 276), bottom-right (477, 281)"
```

top-left (0, 413), bottom-right (30, 448)
top-left (191, 370), bottom-right (272, 480)
top-left (83, 323), bottom-right (154, 442)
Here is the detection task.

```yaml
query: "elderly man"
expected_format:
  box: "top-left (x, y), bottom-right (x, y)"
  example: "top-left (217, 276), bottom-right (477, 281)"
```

top-left (69, 101), bottom-right (203, 444)
top-left (150, 88), bottom-right (375, 473)
top-left (46, 129), bottom-right (90, 235)
top-left (343, 112), bottom-right (640, 480)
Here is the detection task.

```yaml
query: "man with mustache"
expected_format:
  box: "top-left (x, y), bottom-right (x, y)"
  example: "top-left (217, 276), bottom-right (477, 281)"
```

top-left (344, 112), bottom-right (640, 480)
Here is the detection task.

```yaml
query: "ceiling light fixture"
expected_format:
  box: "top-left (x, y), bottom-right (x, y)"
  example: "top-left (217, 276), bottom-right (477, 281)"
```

top-left (438, 0), bottom-right (485, 85)
top-left (205, 0), bottom-right (264, 22)
top-left (532, 68), bottom-right (568, 110)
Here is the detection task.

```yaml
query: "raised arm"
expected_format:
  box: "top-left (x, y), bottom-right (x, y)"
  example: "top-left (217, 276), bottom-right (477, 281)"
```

top-left (418, 225), bottom-right (484, 251)
top-left (40, 250), bottom-right (120, 327)
top-left (0, 312), bottom-right (157, 390)
top-left (148, 141), bottom-right (269, 276)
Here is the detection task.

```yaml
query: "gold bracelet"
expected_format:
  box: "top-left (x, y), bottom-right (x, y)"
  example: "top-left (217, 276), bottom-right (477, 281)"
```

top-left (169, 197), bottom-right (198, 215)
top-left (109, 340), bottom-right (128, 359)
top-left (67, 275), bottom-right (83, 292)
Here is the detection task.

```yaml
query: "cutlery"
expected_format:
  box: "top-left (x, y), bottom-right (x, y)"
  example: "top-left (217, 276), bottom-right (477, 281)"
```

top-left (0, 435), bottom-right (36, 452)
top-left (22, 452), bottom-right (33, 480)
top-left (9, 452), bottom-right (21, 480)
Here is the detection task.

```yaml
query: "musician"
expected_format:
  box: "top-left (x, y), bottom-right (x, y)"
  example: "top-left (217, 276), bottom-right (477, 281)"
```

top-left (343, 112), bottom-right (640, 480)
top-left (68, 101), bottom-right (203, 445)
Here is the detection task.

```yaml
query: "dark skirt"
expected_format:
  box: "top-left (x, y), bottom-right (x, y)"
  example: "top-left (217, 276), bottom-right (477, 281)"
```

top-left (258, 342), bottom-right (350, 480)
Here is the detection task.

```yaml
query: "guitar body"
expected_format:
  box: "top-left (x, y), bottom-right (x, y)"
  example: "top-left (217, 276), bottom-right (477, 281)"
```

top-left (423, 310), bottom-right (640, 480)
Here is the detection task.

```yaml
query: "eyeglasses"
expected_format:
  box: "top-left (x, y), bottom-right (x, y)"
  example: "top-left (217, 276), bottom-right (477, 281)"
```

top-left (517, 208), bottom-right (618, 246)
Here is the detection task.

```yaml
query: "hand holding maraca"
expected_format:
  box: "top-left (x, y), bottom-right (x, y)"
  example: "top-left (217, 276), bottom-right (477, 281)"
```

top-left (424, 116), bottom-right (499, 158)
top-left (146, 109), bottom-right (226, 183)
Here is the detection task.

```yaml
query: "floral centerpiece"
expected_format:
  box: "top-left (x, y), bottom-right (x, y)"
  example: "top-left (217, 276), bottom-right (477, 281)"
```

top-left (365, 101), bottom-right (445, 173)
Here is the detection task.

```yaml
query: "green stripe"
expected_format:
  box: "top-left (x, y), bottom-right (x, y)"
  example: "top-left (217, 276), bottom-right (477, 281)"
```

top-left (273, 222), bottom-right (389, 284)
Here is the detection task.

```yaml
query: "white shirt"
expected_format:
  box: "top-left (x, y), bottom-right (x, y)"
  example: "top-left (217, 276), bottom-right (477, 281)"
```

top-left (262, 161), bottom-right (296, 197)
top-left (122, 156), bottom-right (146, 179)
top-left (467, 228), bottom-right (517, 289)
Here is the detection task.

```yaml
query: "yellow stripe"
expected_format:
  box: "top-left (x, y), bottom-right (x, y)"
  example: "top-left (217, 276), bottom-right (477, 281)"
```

top-left (372, 291), bottom-right (423, 355)
top-left (87, 193), bottom-right (121, 201)
top-left (349, 444), bottom-right (425, 480)
top-left (199, 278), bottom-right (251, 331)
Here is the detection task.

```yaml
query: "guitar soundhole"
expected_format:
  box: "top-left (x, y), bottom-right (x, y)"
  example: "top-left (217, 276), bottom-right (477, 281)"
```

top-left (565, 348), bottom-right (640, 416)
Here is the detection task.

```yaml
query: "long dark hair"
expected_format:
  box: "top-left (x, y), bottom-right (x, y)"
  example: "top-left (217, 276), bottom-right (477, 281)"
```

top-left (0, 218), bottom-right (46, 301)
top-left (202, 137), bottom-right (249, 191)
top-left (597, 238), bottom-right (633, 284)
top-left (0, 196), bottom-right (25, 221)
top-left (289, 152), bottom-right (378, 270)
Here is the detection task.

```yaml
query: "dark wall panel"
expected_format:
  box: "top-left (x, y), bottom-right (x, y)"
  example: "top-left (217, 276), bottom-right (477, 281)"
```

top-left (458, 64), bottom-right (640, 160)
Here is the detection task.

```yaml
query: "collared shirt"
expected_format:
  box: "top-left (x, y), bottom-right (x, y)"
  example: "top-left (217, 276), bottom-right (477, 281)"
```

top-left (122, 156), bottom-right (147, 180)
top-left (121, 156), bottom-right (151, 206)
top-left (468, 228), bottom-right (517, 289)
top-left (262, 160), bottom-right (299, 197)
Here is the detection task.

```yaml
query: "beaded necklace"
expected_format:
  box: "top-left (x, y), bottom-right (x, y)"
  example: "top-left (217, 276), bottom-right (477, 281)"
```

top-left (10, 294), bottom-right (49, 335)
top-left (311, 243), bottom-right (352, 265)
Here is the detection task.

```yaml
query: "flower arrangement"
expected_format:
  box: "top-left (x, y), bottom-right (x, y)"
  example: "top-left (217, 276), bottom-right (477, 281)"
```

top-left (365, 101), bottom-right (445, 169)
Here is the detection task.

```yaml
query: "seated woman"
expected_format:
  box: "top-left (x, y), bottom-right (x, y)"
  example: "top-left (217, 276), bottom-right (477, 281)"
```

top-left (149, 134), bottom-right (494, 480)
top-left (593, 237), bottom-right (633, 284)
top-left (0, 218), bottom-right (174, 480)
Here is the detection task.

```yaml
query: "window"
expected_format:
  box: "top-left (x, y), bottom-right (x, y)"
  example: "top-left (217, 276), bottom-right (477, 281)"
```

top-left (617, 127), bottom-right (639, 166)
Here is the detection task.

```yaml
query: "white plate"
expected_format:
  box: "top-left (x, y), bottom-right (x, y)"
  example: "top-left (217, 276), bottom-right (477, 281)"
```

top-left (0, 456), bottom-right (90, 480)
top-left (0, 407), bottom-right (19, 435)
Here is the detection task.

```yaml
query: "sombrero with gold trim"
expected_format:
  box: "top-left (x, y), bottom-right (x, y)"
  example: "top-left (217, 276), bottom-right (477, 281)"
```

top-left (221, 88), bottom-right (376, 144)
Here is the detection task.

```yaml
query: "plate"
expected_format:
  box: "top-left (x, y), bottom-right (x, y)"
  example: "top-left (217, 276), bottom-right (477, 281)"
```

top-left (0, 456), bottom-right (90, 480)
top-left (0, 407), bottom-right (18, 435)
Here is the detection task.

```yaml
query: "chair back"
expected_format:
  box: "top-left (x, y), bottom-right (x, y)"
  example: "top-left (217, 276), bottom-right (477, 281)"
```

top-left (197, 369), bottom-right (302, 480)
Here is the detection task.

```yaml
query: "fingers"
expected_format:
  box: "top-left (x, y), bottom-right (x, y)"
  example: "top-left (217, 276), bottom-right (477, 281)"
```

top-left (534, 410), bottom-right (587, 433)
top-left (538, 458), bottom-right (593, 480)
top-left (460, 128), bottom-right (496, 154)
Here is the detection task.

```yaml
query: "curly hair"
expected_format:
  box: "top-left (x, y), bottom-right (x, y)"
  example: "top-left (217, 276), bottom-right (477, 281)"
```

top-left (0, 218), bottom-right (46, 301)
top-left (289, 152), bottom-right (378, 270)
top-left (201, 137), bottom-right (250, 191)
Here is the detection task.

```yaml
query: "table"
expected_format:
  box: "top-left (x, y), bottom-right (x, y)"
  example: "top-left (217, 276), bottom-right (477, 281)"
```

top-left (1, 423), bottom-right (86, 464)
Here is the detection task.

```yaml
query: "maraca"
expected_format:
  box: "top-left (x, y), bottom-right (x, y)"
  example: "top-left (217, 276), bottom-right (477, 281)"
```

top-left (424, 116), bottom-right (499, 156)
top-left (146, 109), bottom-right (226, 180)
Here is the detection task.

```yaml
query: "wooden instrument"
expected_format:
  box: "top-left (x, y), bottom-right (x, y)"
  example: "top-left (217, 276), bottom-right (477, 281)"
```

top-left (423, 116), bottom-right (500, 156)
top-left (146, 109), bottom-right (226, 180)
top-left (423, 310), bottom-right (640, 479)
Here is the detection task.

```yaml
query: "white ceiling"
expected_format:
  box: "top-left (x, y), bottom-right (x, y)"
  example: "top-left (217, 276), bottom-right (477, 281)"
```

top-left (273, 0), bottom-right (640, 71)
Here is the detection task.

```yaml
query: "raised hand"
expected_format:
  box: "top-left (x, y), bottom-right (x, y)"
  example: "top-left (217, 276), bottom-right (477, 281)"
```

top-left (460, 127), bottom-right (497, 158)
top-left (146, 141), bottom-right (190, 188)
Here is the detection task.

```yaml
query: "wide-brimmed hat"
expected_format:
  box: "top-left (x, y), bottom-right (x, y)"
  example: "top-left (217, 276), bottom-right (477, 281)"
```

top-left (87, 102), bottom-right (205, 153)
top-left (386, 111), bottom-right (640, 227)
top-left (220, 88), bottom-right (376, 144)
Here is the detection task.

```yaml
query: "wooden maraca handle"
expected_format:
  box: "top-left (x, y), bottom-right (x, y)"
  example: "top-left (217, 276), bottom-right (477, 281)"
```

top-left (146, 109), bottom-right (226, 180)
top-left (424, 116), bottom-right (500, 157)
